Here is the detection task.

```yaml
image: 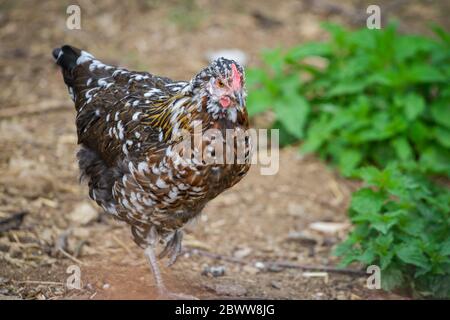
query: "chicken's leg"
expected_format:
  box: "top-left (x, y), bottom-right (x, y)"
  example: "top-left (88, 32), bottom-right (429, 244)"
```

top-left (159, 230), bottom-right (183, 266)
top-left (144, 245), bottom-right (197, 300)
top-left (144, 246), bottom-right (165, 292)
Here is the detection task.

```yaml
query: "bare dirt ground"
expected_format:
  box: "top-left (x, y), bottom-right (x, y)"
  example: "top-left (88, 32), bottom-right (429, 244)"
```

top-left (0, 0), bottom-right (447, 300)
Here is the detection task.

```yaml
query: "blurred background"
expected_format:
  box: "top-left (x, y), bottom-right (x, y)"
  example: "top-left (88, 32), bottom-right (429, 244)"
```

top-left (0, 0), bottom-right (448, 299)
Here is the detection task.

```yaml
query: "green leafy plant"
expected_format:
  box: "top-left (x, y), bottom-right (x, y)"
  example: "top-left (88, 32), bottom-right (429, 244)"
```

top-left (247, 23), bottom-right (450, 177)
top-left (335, 166), bottom-right (450, 298)
top-left (247, 23), bottom-right (450, 298)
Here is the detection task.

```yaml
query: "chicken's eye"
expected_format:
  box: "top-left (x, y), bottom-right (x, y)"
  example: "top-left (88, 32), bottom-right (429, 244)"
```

top-left (216, 79), bottom-right (225, 88)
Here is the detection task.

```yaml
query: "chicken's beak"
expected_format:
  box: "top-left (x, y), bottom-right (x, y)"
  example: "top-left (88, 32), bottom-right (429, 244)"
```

top-left (235, 91), bottom-right (245, 110)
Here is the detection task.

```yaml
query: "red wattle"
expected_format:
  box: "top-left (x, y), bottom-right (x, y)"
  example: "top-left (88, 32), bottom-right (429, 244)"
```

top-left (220, 96), bottom-right (231, 108)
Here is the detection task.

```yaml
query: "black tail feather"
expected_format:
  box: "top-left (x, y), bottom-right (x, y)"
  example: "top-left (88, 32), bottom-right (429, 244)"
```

top-left (52, 45), bottom-right (83, 87)
top-left (52, 45), bottom-right (81, 71)
top-left (52, 48), bottom-right (62, 61)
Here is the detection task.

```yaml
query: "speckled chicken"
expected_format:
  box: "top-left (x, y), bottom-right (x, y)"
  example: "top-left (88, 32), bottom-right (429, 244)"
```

top-left (52, 45), bottom-right (251, 298)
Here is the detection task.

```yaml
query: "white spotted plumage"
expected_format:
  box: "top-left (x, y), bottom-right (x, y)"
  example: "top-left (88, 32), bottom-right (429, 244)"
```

top-left (54, 44), bottom-right (250, 256)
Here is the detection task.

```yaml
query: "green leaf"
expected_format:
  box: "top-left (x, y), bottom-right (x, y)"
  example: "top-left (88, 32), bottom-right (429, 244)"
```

top-left (440, 239), bottom-right (450, 256)
top-left (356, 247), bottom-right (377, 264)
top-left (357, 166), bottom-right (382, 185)
top-left (301, 116), bottom-right (332, 153)
top-left (431, 100), bottom-right (450, 129)
top-left (375, 232), bottom-right (394, 251)
top-left (435, 127), bottom-right (450, 148)
top-left (338, 149), bottom-right (362, 176)
top-left (274, 95), bottom-right (310, 139)
top-left (379, 251), bottom-right (395, 270)
top-left (333, 239), bottom-right (354, 257)
top-left (396, 244), bottom-right (430, 269)
top-left (420, 146), bottom-right (450, 176)
top-left (261, 48), bottom-right (284, 75)
top-left (246, 89), bottom-right (274, 117)
top-left (372, 218), bottom-right (398, 234)
top-left (391, 137), bottom-right (413, 161)
top-left (399, 219), bottom-right (425, 236)
top-left (350, 188), bottom-right (385, 215)
top-left (326, 81), bottom-right (366, 97)
top-left (339, 252), bottom-right (361, 266)
top-left (286, 42), bottom-right (331, 61)
top-left (348, 28), bottom-right (377, 50)
top-left (245, 68), bottom-right (269, 88)
top-left (394, 35), bottom-right (438, 62)
top-left (408, 121), bottom-right (429, 144)
top-left (403, 93), bottom-right (425, 121)
top-left (408, 64), bottom-right (446, 83)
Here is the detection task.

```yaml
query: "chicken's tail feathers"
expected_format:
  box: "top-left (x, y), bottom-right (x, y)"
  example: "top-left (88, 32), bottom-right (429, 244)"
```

top-left (52, 45), bottom-right (96, 90)
top-left (52, 45), bottom-right (83, 71)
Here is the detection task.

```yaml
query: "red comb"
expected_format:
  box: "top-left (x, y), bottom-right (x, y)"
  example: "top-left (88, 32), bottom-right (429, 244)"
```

top-left (231, 63), bottom-right (241, 90)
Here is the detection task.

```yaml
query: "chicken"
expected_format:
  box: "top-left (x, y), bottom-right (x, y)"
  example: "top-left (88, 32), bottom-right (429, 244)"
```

top-left (52, 45), bottom-right (251, 298)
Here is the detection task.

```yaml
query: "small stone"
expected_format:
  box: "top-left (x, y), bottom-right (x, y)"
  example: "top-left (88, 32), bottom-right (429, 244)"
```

top-left (102, 283), bottom-right (110, 290)
top-left (308, 222), bottom-right (349, 234)
top-left (270, 281), bottom-right (282, 290)
top-left (233, 247), bottom-right (252, 259)
top-left (202, 265), bottom-right (226, 277)
top-left (254, 261), bottom-right (266, 270)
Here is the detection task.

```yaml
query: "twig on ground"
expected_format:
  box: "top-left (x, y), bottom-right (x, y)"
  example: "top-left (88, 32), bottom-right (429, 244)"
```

top-left (13, 280), bottom-right (65, 286)
top-left (265, 260), bottom-right (365, 276)
top-left (58, 248), bottom-right (86, 266)
top-left (185, 248), bottom-right (366, 276)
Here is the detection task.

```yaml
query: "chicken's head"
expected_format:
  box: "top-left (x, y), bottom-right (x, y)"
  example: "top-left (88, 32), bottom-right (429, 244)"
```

top-left (191, 57), bottom-right (246, 122)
